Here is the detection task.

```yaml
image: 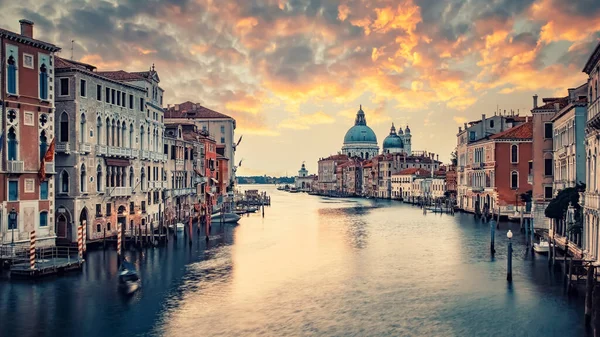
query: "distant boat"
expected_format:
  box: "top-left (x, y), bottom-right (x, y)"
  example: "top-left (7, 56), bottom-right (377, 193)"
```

top-left (289, 187), bottom-right (299, 193)
top-left (277, 185), bottom-right (285, 191)
top-left (176, 222), bottom-right (185, 232)
top-left (118, 260), bottom-right (141, 295)
top-left (211, 212), bottom-right (241, 223)
top-left (534, 240), bottom-right (550, 254)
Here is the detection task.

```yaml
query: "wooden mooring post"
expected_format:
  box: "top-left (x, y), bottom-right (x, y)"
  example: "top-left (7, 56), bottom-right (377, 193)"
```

top-left (586, 265), bottom-right (595, 325)
top-left (592, 284), bottom-right (600, 336)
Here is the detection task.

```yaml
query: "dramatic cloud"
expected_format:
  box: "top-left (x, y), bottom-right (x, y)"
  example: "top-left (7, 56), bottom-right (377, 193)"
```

top-left (1, 0), bottom-right (598, 174)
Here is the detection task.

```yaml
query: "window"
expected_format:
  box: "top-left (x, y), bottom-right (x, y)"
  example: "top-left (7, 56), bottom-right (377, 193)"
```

top-left (130, 202), bottom-right (135, 214)
top-left (8, 181), bottom-right (18, 201)
top-left (220, 137), bottom-right (225, 143)
top-left (61, 171), bottom-right (69, 193)
top-left (80, 164), bottom-right (87, 193)
top-left (544, 158), bottom-right (553, 176)
top-left (171, 145), bottom-right (176, 159)
top-left (96, 204), bottom-right (102, 217)
top-left (60, 78), bottom-right (69, 96)
top-left (97, 224), bottom-right (101, 233)
top-left (141, 201), bottom-right (146, 213)
top-left (7, 127), bottom-right (17, 160)
top-left (107, 223), bottom-right (111, 231)
top-left (60, 112), bottom-right (69, 142)
top-left (220, 125), bottom-right (225, 133)
top-left (111, 89), bottom-right (115, 104)
top-left (469, 131), bottom-right (476, 141)
top-left (122, 92), bottom-right (126, 107)
top-left (510, 144), bottom-right (518, 163)
top-left (164, 144), bottom-right (168, 154)
top-left (140, 97), bottom-right (144, 111)
top-left (105, 87), bottom-right (110, 103)
top-left (40, 212), bottom-right (48, 227)
top-left (511, 171), bottom-right (518, 189)
top-left (23, 54), bottom-right (33, 68)
top-left (544, 186), bottom-right (553, 199)
top-left (489, 120), bottom-right (494, 128)
top-left (116, 90), bottom-right (120, 106)
top-left (106, 203), bottom-right (112, 216)
top-left (97, 84), bottom-right (102, 101)
top-left (39, 64), bottom-right (48, 100)
top-left (543, 123), bottom-right (553, 139)
top-left (7, 56), bottom-right (17, 94)
top-left (80, 79), bottom-right (86, 97)
top-left (40, 181), bottom-right (48, 200)
top-left (129, 94), bottom-right (133, 109)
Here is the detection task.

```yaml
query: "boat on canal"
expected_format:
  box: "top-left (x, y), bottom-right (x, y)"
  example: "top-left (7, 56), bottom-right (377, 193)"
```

top-left (533, 240), bottom-right (551, 254)
top-left (176, 222), bottom-right (185, 232)
top-left (118, 260), bottom-right (141, 295)
top-left (211, 212), bottom-right (241, 223)
top-left (289, 187), bottom-right (299, 193)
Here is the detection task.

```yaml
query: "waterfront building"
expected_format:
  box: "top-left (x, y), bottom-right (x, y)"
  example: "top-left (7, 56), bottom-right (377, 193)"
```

top-left (413, 175), bottom-right (446, 201)
top-left (391, 168), bottom-right (430, 200)
top-left (165, 102), bottom-right (237, 191)
top-left (0, 20), bottom-right (61, 247)
top-left (445, 165), bottom-right (457, 201)
top-left (375, 154), bottom-right (394, 198)
top-left (54, 57), bottom-right (161, 243)
top-left (582, 41), bottom-right (600, 260)
top-left (461, 121), bottom-right (533, 215)
top-left (341, 106), bottom-right (379, 159)
top-left (362, 161), bottom-right (374, 197)
top-left (382, 123), bottom-right (411, 155)
top-left (456, 113), bottom-right (527, 211)
top-left (317, 154), bottom-right (348, 195)
top-left (199, 130), bottom-right (217, 206)
top-left (336, 158), bottom-right (362, 196)
top-left (530, 95), bottom-right (566, 229)
top-left (97, 66), bottom-right (167, 238)
top-left (163, 123), bottom-right (202, 224)
top-left (294, 162), bottom-right (314, 191)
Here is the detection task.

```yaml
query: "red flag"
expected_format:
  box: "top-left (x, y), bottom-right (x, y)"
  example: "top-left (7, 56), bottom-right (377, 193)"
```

top-left (39, 138), bottom-right (56, 181)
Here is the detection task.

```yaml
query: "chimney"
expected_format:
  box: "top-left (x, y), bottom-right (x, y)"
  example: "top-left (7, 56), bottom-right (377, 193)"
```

top-left (481, 114), bottom-right (486, 138)
top-left (525, 116), bottom-right (529, 123)
top-left (533, 95), bottom-right (538, 108)
top-left (463, 122), bottom-right (467, 130)
top-left (554, 102), bottom-right (560, 111)
top-left (174, 104), bottom-right (179, 111)
top-left (458, 126), bottom-right (462, 132)
top-left (436, 154), bottom-right (439, 161)
top-left (19, 19), bottom-right (34, 38)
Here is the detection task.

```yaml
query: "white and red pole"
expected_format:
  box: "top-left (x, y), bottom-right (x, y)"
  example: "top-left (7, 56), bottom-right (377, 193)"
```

top-left (82, 220), bottom-right (87, 254)
top-left (117, 222), bottom-right (122, 257)
top-left (77, 225), bottom-right (83, 259)
top-left (29, 230), bottom-right (36, 270)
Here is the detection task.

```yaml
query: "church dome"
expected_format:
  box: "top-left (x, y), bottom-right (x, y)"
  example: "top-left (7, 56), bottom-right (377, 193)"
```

top-left (343, 105), bottom-right (378, 144)
top-left (383, 123), bottom-right (404, 149)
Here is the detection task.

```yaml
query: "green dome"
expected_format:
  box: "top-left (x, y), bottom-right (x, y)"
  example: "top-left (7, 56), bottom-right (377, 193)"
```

top-left (382, 123), bottom-right (403, 149)
top-left (343, 105), bottom-right (378, 144)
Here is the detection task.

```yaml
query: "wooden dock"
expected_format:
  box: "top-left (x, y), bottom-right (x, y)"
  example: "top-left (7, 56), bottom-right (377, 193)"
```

top-left (1, 245), bottom-right (84, 279)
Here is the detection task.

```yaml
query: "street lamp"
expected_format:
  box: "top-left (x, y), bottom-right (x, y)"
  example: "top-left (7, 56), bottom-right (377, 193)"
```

top-left (507, 230), bottom-right (513, 282)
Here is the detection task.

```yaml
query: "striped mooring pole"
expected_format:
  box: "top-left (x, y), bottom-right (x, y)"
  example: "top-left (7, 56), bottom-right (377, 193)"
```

top-left (117, 222), bottom-right (122, 257)
top-left (77, 225), bottom-right (83, 259)
top-left (29, 230), bottom-right (36, 270)
top-left (82, 220), bottom-right (87, 253)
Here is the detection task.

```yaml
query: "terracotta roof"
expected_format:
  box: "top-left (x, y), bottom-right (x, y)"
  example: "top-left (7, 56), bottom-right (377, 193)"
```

top-left (363, 163), bottom-right (373, 168)
top-left (165, 101), bottom-right (233, 119)
top-left (532, 96), bottom-right (569, 112)
top-left (490, 121), bottom-right (533, 140)
top-left (0, 27), bottom-right (60, 52)
top-left (96, 70), bottom-right (146, 81)
top-left (54, 57), bottom-right (96, 71)
top-left (394, 168), bottom-right (431, 176)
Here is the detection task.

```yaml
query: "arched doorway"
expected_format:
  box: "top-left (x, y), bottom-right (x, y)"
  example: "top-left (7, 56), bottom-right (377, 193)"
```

top-left (56, 213), bottom-right (68, 238)
top-left (117, 205), bottom-right (127, 237)
top-left (79, 207), bottom-right (88, 241)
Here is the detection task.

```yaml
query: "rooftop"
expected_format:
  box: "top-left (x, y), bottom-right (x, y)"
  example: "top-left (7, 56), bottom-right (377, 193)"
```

top-left (0, 26), bottom-right (61, 52)
top-left (394, 168), bottom-right (431, 176)
top-left (490, 121), bottom-right (533, 140)
top-left (165, 101), bottom-right (233, 119)
top-left (583, 40), bottom-right (600, 74)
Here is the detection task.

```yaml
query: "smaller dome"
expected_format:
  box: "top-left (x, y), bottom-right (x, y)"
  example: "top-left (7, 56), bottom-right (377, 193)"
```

top-left (383, 123), bottom-right (404, 149)
top-left (405, 125), bottom-right (411, 134)
top-left (397, 126), bottom-right (404, 135)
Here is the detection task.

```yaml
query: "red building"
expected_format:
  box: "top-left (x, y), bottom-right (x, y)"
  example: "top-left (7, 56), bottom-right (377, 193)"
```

top-left (1, 20), bottom-right (61, 247)
top-left (464, 121), bottom-right (533, 215)
top-left (216, 154), bottom-right (229, 196)
top-left (199, 132), bottom-right (217, 206)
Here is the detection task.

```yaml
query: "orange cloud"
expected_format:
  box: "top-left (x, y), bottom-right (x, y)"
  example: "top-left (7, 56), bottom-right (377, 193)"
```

top-left (278, 111), bottom-right (335, 130)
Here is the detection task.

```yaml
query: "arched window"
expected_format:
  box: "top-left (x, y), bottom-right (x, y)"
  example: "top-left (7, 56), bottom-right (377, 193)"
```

top-left (80, 164), bottom-right (87, 193)
top-left (61, 171), bottom-right (69, 193)
top-left (105, 118), bottom-right (110, 146)
top-left (111, 119), bottom-right (116, 146)
top-left (129, 124), bottom-right (134, 148)
top-left (7, 127), bottom-right (17, 160)
top-left (511, 171), bottom-right (518, 189)
top-left (141, 167), bottom-right (146, 191)
top-left (121, 122), bottom-right (126, 148)
top-left (96, 165), bottom-right (102, 192)
top-left (39, 63), bottom-right (48, 100)
top-left (510, 144), bottom-right (518, 163)
top-left (7, 55), bottom-right (16, 94)
top-left (365, 153), bottom-right (369, 159)
top-left (129, 167), bottom-right (134, 187)
top-left (39, 130), bottom-right (48, 161)
top-left (97, 116), bottom-right (102, 145)
top-left (489, 119), bottom-right (494, 128)
top-left (60, 112), bottom-right (69, 142)
top-left (80, 113), bottom-right (86, 143)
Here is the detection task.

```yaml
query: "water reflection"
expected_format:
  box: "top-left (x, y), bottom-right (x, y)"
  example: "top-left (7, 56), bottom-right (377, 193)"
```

top-left (0, 185), bottom-right (590, 336)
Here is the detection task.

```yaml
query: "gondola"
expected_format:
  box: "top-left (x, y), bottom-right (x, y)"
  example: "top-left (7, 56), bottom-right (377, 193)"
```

top-left (118, 260), bottom-right (141, 295)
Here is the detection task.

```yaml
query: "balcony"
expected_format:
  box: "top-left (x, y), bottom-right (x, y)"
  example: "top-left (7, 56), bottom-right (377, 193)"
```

top-left (56, 142), bottom-right (70, 154)
top-left (585, 192), bottom-right (600, 210)
top-left (80, 142), bottom-right (92, 154)
top-left (45, 162), bottom-right (55, 174)
top-left (141, 150), bottom-right (150, 160)
top-left (131, 149), bottom-right (139, 158)
top-left (95, 144), bottom-right (107, 156)
top-left (172, 188), bottom-right (194, 196)
top-left (471, 186), bottom-right (484, 193)
top-left (7, 160), bottom-right (24, 173)
top-left (555, 145), bottom-right (567, 159)
top-left (111, 187), bottom-right (132, 197)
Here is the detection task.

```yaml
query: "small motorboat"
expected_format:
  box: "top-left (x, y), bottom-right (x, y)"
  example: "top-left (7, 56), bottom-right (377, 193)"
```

top-left (289, 187), bottom-right (299, 193)
top-left (211, 212), bottom-right (241, 223)
top-left (534, 240), bottom-right (550, 254)
top-left (118, 260), bottom-right (141, 295)
top-left (176, 222), bottom-right (185, 232)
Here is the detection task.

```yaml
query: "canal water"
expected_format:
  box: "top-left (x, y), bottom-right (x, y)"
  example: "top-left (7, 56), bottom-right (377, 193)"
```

top-left (0, 185), bottom-right (588, 337)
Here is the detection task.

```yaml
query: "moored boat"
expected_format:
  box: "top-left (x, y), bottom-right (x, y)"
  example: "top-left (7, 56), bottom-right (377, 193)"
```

top-left (211, 212), bottom-right (241, 223)
top-left (176, 222), bottom-right (185, 231)
top-left (533, 240), bottom-right (550, 254)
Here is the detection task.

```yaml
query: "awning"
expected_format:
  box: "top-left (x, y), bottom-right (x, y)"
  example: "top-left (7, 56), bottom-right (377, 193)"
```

top-left (105, 158), bottom-right (130, 167)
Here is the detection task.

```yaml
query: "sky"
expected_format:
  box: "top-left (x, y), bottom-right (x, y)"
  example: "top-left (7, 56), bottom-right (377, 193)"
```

top-left (2, 0), bottom-right (600, 176)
